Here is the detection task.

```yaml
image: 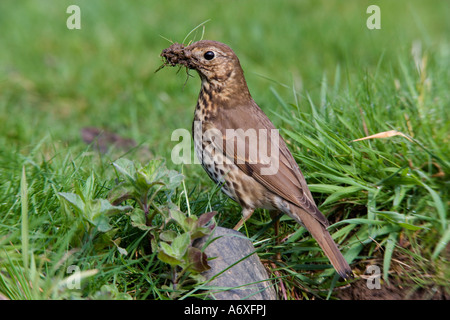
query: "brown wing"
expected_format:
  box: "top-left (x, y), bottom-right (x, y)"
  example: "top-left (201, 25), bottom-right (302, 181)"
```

top-left (208, 100), bottom-right (329, 227)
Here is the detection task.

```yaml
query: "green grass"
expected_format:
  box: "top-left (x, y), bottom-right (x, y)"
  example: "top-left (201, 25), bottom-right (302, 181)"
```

top-left (0, 0), bottom-right (449, 300)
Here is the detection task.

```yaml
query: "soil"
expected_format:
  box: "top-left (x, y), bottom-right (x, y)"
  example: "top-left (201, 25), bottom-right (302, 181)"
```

top-left (81, 127), bottom-right (137, 154)
top-left (336, 277), bottom-right (449, 300)
top-left (335, 245), bottom-right (450, 300)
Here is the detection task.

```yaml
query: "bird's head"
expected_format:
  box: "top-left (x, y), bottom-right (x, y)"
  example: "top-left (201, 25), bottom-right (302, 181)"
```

top-left (160, 40), bottom-right (248, 90)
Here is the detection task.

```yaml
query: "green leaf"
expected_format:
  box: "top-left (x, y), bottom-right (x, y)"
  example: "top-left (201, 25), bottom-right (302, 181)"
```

top-left (113, 158), bottom-right (137, 183)
top-left (90, 199), bottom-right (131, 231)
top-left (59, 192), bottom-right (85, 213)
top-left (138, 159), bottom-right (184, 192)
top-left (59, 192), bottom-right (131, 233)
top-left (169, 204), bottom-right (188, 230)
top-left (83, 173), bottom-right (96, 201)
top-left (137, 159), bottom-right (166, 187)
top-left (108, 182), bottom-right (135, 205)
top-left (190, 227), bottom-right (211, 241)
top-left (160, 230), bottom-right (178, 242)
top-left (113, 239), bottom-right (128, 256)
top-left (171, 233), bottom-right (190, 258)
top-left (93, 215), bottom-right (112, 232)
top-left (129, 208), bottom-right (152, 231)
top-left (97, 199), bottom-right (132, 216)
top-left (158, 242), bottom-right (183, 266)
top-left (159, 241), bottom-right (174, 256)
top-left (136, 170), bottom-right (162, 190)
top-left (157, 251), bottom-right (183, 267)
top-left (184, 216), bottom-right (198, 231)
top-left (165, 169), bottom-right (184, 190)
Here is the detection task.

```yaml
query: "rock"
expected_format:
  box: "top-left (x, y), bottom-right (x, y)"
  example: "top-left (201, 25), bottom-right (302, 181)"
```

top-left (194, 226), bottom-right (277, 300)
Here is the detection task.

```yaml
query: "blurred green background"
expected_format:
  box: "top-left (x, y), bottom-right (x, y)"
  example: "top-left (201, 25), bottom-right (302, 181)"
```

top-left (1, 0), bottom-right (448, 162)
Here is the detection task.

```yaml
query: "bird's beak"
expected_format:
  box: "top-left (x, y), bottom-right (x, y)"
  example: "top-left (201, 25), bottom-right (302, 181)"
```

top-left (160, 43), bottom-right (195, 70)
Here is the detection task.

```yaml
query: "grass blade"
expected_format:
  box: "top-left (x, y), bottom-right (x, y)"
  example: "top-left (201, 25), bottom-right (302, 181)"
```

top-left (182, 19), bottom-right (211, 44)
top-left (383, 232), bottom-right (398, 283)
top-left (420, 182), bottom-right (447, 233)
top-left (20, 166), bottom-right (29, 274)
top-left (431, 225), bottom-right (450, 260)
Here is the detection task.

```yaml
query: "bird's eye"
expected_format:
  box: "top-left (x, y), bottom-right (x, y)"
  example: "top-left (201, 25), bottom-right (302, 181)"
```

top-left (204, 51), bottom-right (215, 60)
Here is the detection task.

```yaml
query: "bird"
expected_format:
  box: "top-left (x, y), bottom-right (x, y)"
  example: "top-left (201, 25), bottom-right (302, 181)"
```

top-left (159, 40), bottom-right (353, 280)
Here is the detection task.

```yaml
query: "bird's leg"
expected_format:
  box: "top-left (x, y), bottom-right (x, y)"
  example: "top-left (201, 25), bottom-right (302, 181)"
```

top-left (269, 211), bottom-right (282, 260)
top-left (269, 211), bottom-right (281, 238)
top-left (233, 208), bottom-right (254, 230)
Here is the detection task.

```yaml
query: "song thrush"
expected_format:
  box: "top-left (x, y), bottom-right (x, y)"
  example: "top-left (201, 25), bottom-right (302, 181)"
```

top-left (160, 40), bottom-right (353, 279)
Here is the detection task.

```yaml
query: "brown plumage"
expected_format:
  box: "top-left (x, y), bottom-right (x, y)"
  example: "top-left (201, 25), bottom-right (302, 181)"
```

top-left (160, 40), bottom-right (353, 280)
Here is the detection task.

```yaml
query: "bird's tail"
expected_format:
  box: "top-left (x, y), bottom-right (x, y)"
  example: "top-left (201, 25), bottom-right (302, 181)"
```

top-left (292, 207), bottom-right (353, 280)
